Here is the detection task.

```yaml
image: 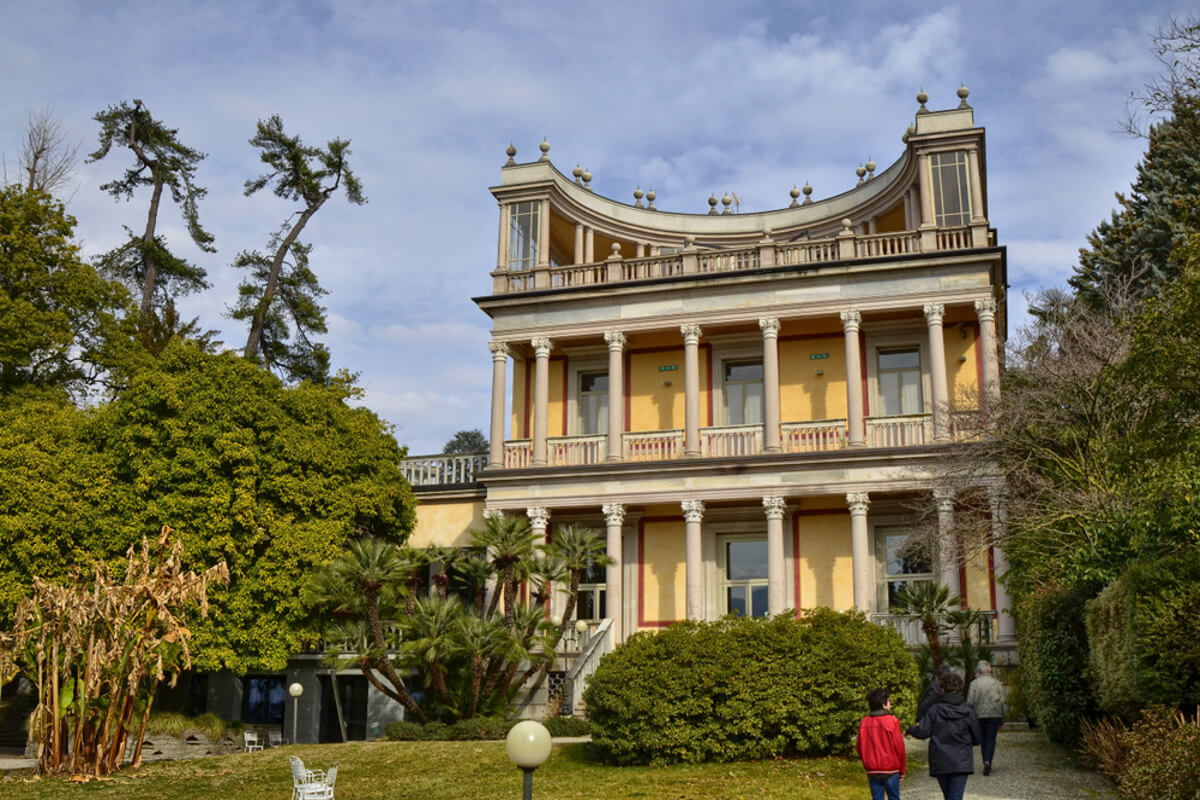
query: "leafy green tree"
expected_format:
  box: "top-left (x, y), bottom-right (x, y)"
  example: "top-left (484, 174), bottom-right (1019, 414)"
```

top-left (0, 185), bottom-right (130, 397)
top-left (89, 100), bottom-right (214, 344)
top-left (442, 429), bottom-right (488, 455)
top-left (235, 116), bottom-right (365, 382)
top-left (89, 342), bottom-right (415, 673)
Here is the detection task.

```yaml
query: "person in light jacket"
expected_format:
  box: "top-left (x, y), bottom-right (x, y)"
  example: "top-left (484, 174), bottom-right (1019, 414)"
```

top-left (907, 671), bottom-right (981, 800)
top-left (966, 660), bottom-right (1006, 775)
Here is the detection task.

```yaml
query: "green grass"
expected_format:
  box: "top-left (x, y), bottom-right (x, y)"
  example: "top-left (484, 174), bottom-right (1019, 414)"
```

top-left (0, 740), bottom-right (871, 800)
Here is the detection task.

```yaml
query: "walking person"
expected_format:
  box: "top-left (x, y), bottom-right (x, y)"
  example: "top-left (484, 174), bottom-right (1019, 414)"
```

top-left (966, 660), bottom-right (1006, 775)
top-left (856, 688), bottom-right (906, 800)
top-left (907, 671), bottom-right (981, 800)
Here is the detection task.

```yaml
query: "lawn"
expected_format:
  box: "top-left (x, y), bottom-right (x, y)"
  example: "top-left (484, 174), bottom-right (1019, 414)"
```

top-left (0, 740), bottom-right (874, 800)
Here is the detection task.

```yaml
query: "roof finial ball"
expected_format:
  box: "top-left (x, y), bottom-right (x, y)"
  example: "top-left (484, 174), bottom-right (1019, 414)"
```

top-left (504, 143), bottom-right (517, 167)
top-left (802, 182), bottom-right (813, 205)
top-left (538, 138), bottom-right (550, 161)
top-left (646, 188), bottom-right (656, 210)
top-left (789, 186), bottom-right (801, 208)
top-left (707, 194), bottom-right (719, 215)
top-left (721, 193), bottom-right (732, 214)
top-left (866, 158), bottom-right (876, 179)
top-left (572, 164), bottom-right (583, 185)
top-left (633, 186), bottom-right (645, 208)
top-left (916, 89), bottom-right (929, 114)
top-left (582, 168), bottom-right (592, 191)
top-left (957, 83), bottom-right (971, 109)
top-left (856, 163), bottom-right (867, 185)
top-left (903, 123), bottom-right (916, 143)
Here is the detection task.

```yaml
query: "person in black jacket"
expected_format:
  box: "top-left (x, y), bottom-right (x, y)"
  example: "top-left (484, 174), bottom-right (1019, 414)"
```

top-left (916, 664), bottom-right (954, 721)
top-left (906, 671), bottom-right (982, 800)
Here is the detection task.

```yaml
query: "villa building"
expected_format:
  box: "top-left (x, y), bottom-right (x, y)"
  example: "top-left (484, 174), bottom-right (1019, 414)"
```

top-left (404, 87), bottom-right (1018, 707)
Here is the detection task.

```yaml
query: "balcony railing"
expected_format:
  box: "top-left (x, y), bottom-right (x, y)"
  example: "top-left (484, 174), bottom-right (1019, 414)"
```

top-left (873, 610), bottom-right (997, 648)
top-left (499, 225), bottom-right (983, 294)
top-left (401, 412), bottom-right (984, 486)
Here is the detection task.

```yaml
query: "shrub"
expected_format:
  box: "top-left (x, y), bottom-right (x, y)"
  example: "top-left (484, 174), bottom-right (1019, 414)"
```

top-left (542, 716), bottom-right (590, 737)
top-left (1015, 582), bottom-right (1102, 745)
top-left (385, 718), bottom-right (509, 741)
top-left (145, 711), bottom-right (229, 741)
top-left (1080, 716), bottom-right (1128, 781)
top-left (1116, 706), bottom-right (1200, 800)
top-left (1086, 549), bottom-right (1200, 719)
top-left (582, 609), bottom-right (918, 765)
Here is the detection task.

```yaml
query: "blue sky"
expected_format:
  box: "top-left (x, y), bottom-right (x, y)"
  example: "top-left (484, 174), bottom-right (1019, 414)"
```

top-left (0, 1), bottom-right (1187, 453)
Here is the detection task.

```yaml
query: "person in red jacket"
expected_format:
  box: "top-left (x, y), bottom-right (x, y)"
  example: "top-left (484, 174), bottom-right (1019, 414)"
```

top-left (857, 688), bottom-right (906, 800)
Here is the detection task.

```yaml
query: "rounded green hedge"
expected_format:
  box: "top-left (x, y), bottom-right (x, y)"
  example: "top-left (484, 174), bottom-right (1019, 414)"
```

top-left (582, 609), bottom-right (918, 765)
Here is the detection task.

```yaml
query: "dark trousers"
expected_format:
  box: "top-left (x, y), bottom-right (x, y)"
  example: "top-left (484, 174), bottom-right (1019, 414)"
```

top-left (979, 717), bottom-right (1002, 764)
top-left (867, 773), bottom-right (900, 800)
top-left (936, 773), bottom-right (968, 800)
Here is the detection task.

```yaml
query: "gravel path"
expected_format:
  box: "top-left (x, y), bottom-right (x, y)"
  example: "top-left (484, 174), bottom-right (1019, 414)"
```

top-left (900, 729), bottom-right (1116, 799)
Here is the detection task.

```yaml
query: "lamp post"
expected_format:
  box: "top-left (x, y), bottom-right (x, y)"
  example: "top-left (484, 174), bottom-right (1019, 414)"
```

top-left (505, 720), bottom-right (551, 800)
top-left (288, 682), bottom-right (304, 745)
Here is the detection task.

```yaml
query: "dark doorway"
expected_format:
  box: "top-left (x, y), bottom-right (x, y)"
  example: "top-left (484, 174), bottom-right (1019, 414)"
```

top-left (318, 674), bottom-right (368, 742)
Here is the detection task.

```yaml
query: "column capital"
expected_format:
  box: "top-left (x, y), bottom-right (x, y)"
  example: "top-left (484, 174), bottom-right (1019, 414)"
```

top-left (923, 303), bottom-right (945, 325)
top-left (839, 309), bottom-right (862, 332)
top-left (681, 499), bottom-right (705, 523)
top-left (489, 340), bottom-right (510, 359)
top-left (531, 337), bottom-right (552, 357)
top-left (758, 317), bottom-right (781, 337)
top-left (602, 502), bottom-right (626, 525)
top-left (603, 330), bottom-right (627, 351)
top-left (846, 492), bottom-right (870, 515)
top-left (526, 506), bottom-right (550, 528)
top-left (482, 507), bottom-right (503, 521)
top-left (680, 324), bottom-right (702, 343)
top-left (762, 496), bottom-right (786, 520)
top-left (934, 488), bottom-right (955, 513)
top-left (974, 297), bottom-right (997, 322)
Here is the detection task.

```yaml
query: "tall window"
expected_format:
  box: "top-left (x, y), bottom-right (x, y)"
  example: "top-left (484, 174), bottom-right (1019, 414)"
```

top-left (242, 675), bottom-right (286, 724)
top-left (877, 349), bottom-right (923, 416)
top-left (930, 150), bottom-right (971, 227)
top-left (724, 360), bottom-right (764, 425)
top-left (507, 201), bottom-right (540, 270)
top-left (575, 558), bottom-right (607, 621)
top-left (877, 526), bottom-right (934, 610)
top-left (720, 537), bottom-right (769, 618)
top-left (579, 372), bottom-right (609, 435)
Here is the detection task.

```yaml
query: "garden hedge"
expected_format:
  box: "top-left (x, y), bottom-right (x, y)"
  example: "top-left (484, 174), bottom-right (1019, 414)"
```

top-left (581, 609), bottom-right (918, 765)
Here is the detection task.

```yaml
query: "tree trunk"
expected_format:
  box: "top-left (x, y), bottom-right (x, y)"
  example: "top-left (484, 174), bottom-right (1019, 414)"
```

top-left (138, 177), bottom-right (164, 324)
top-left (243, 200), bottom-right (325, 360)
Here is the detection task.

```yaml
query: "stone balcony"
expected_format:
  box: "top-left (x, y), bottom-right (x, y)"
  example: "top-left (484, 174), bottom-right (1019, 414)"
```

top-left (494, 222), bottom-right (992, 295)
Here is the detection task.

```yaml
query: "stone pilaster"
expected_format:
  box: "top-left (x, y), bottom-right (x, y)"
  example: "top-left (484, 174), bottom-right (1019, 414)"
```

top-left (681, 325), bottom-right (703, 457)
top-left (841, 311), bottom-right (865, 447)
top-left (488, 341), bottom-right (509, 467)
top-left (847, 492), bottom-right (872, 612)
top-left (604, 331), bottom-right (626, 462)
top-left (763, 496), bottom-right (786, 615)
top-left (681, 499), bottom-right (705, 620)
top-left (924, 303), bottom-right (950, 442)
top-left (531, 337), bottom-right (552, 466)
top-left (760, 318), bottom-right (782, 453)
top-left (603, 502), bottom-right (626, 642)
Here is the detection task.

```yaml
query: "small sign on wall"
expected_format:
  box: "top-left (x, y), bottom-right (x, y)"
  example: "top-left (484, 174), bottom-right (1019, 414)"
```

top-left (809, 353), bottom-right (830, 360)
top-left (658, 365), bottom-right (678, 372)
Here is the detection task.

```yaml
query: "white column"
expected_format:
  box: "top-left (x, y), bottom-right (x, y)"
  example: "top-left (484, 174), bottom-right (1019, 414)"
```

top-left (990, 493), bottom-right (1017, 645)
top-left (536, 199), bottom-right (550, 268)
top-left (681, 324), bottom-right (703, 457)
top-left (488, 341), bottom-right (509, 468)
top-left (917, 152), bottom-right (935, 227)
top-left (604, 331), bottom-right (626, 462)
top-left (763, 496), bottom-right (787, 615)
top-left (967, 147), bottom-right (986, 223)
top-left (682, 499), bottom-right (705, 621)
top-left (574, 223), bottom-right (584, 265)
top-left (531, 337), bottom-right (552, 466)
top-left (924, 303), bottom-right (950, 442)
top-left (527, 506), bottom-right (550, 547)
top-left (497, 203), bottom-right (509, 270)
top-left (603, 503), bottom-right (625, 643)
top-left (840, 311), bottom-right (865, 447)
top-left (847, 492), bottom-right (872, 613)
top-left (974, 298), bottom-right (1000, 412)
top-left (935, 489), bottom-right (961, 600)
top-left (759, 318), bottom-right (781, 453)
top-left (584, 227), bottom-right (594, 263)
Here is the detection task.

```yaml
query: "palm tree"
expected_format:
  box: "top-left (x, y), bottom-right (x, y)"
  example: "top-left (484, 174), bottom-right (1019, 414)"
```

top-left (403, 595), bottom-right (464, 707)
top-left (454, 615), bottom-right (509, 717)
top-left (890, 581), bottom-right (960, 669)
top-left (451, 553), bottom-right (495, 615)
top-left (423, 545), bottom-right (463, 600)
top-left (471, 513), bottom-right (537, 630)
top-left (545, 525), bottom-right (613, 629)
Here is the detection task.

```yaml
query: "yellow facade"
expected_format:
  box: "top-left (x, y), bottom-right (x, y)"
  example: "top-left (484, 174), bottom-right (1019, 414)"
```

top-left (780, 337), bottom-right (848, 422)
top-left (628, 347), bottom-right (711, 431)
top-left (945, 326), bottom-right (981, 411)
top-left (640, 519), bottom-right (686, 623)
top-left (411, 499), bottom-right (484, 548)
top-left (796, 513), bottom-right (855, 611)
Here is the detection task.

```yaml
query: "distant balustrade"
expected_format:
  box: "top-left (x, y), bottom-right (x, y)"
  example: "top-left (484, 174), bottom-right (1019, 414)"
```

top-left (399, 453), bottom-right (488, 486)
top-left (623, 429), bottom-right (684, 462)
top-left (701, 424), bottom-right (763, 457)
top-left (866, 414), bottom-right (931, 447)
top-left (781, 420), bottom-right (847, 453)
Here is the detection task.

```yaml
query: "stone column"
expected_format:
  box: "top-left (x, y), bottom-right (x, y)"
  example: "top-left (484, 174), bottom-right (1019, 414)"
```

top-left (574, 223), bottom-right (584, 265)
top-left (917, 152), bottom-right (937, 250)
top-left (488, 341), bottom-right (509, 468)
top-left (497, 203), bottom-right (509, 270)
top-left (602, 503), bottom-right (625, 643)
top-left (847, 492), bottom-right (872, 612)
top-left (989, 494), bottom-right (1017, 645)
top-left (974, 298), bottom-right (1000, 412)
top-left (682, 499), bottom-right (705, 621)
top-left (935, 489), bottom-right (961, 599)
top-left (967, 148), bottom-right (986, 223)
top-left (763, 496), bottom-right (787, 615)
top-left (531, 337), bottom-right (552, 466)
top-left (536, 199), bottom-right (550, 268)
top-left (585, 227), bottom-right (594, 263)
top-left (681, 324), bottom-right (703, 457)
top-left (604, 331), bottom-right (626, 462)
top-left (527, 506), bottom-right (550, 547)
top-left (924, 303), bottom-right (950, 442)
top-left (760, 317), bottom-right (782, 453)
top-left (841, 311), bottom-right (866, 447)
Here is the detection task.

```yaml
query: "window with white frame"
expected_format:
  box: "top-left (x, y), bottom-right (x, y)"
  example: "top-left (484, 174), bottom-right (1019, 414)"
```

top-left (507, 201), bottom-right (540, 270)
top-left (930, 150), bottom-right (972, 227)
top-left (578, 371), bottom-right (609, 435)
top-left (723, 360), bottom-right (764, 425)
top-left (877, 348), bottom-right (923, 416)
top-left (575, 558), bottom-right (607, 620)
top-left (719, 535), bottom-right (769, 618)
top-left (876, 525), bottom-right (934, 611)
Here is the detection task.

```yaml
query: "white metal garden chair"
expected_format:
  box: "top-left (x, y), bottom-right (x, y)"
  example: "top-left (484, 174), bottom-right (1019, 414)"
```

top-left (267, 730), bottom-right (284, 748)
top-left (290, 756), bottom-right (337, 800)
top-left (243, 730), bottom-right (263, 752)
